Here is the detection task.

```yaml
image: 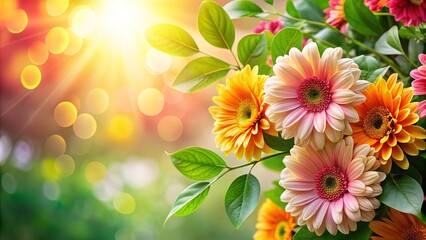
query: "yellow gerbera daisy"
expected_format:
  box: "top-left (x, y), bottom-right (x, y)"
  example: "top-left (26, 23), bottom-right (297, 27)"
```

top-left (369, 208), bottom-right (426, 240)
top-left (352, 73), bottom-right (426, 173)
top-left (209, 65), bottom-right (276, 161)
top-left (254, 199), bottom-right (296, 240)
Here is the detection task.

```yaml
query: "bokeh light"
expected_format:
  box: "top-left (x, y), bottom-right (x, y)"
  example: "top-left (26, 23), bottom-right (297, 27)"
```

top-left (68, 135), bottom-right (92, 156)
top-left (85, 161), bottom-right (107, 184)
top-left (122, 158), bottom-right (158, 188)
top-left (157, 115), bottom-right (184, 142)
top-left (70, 6), bottom-right (97, 37)
top-left (44, 134), bottom-right (66, 157)
top-left (106, 115), bottom-right (134, 143)
top-left (6, 9), bottom-right (28, 34)
top-left (0, 132), bottom-right (13, 165)
top-left (45, 0), bottom-right (69, 17)
top-left (42, 158), bottom-right (60, 180)
top-left (64, 29), bottom-right (84, 56)
top-left (42, 180), bottom-right (60, 201)
top-left (137, 88), bottom-right (164, 116)
top-left (54, 101), bottom-right (78, 127)
top-left (12, 140), bottom-right (33, 170)
top-left (73, 113), bottom-right (97, 139)
top-left (113, 192), bottom-right (136, 214)
top-left (1, 173), bottom-right (17, 194)
top-left (54, 154), bottom-right (75, 177)
top-left (27, 41), bottom-right (49, 65)
top-left (45, 27), bottom-right (70, 54)
top-left (86, 88), bottom-right (109, 114)
top-left (146, 49), bottom-right (173, 73)
top-left (20, 65), bottom-right (41, 90)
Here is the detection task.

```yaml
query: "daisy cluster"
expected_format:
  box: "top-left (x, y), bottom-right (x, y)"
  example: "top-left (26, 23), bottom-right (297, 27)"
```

top-left (147, 0), bottom-right (426, 239)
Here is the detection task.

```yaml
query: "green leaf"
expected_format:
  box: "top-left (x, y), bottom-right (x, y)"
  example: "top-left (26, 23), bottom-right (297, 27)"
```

top-left (399, 26), bottom-right (417, 39)
top-left (198, 1), bottom-right (235, 49)
top-left (263, 132), bottom-right (294, 152)
top-left (165, 182), bottom-right (210, 223)
top-left (168, 147), bottom-right (227, 180)
top-left (264, 181), bottom-right (286, 209)
top-left (391, 163), bottom-right (422, 185)
top-left (294, 0), bottom-right (324, 22)
top-left (380, 174), bottom-right (424, 218)
top-left (286, 0), bottom-right (300, 18)
top-left (375, 31), bottom-right (403, 55)
top-left (352, 55), bottom-right (389, 82)
top-left (264, 0), bottom-right (274, 5)
top-left (314, 28), bottom-right (345, 46)
top-left (237, 34), bottom-right (268, 67)
top-left (386, 26), bottom-right (405, 54)
top-left (223, 0), bottom-right (264, 19)
top-left (262, 153), bottom-right (287, 172)
top-left (271, 28), bottom-right (303, 64)
top-left (344, 0), bottom-right (383, 37)
top-left (145, 24), bottom-right (199, 57)
top-left (294, 222), bottom-right (371, 240)
top-left (408, 39), bottom-right (424, 63)
top-left (367, 66), bottom-right (389, 83)
top-left (173, 57), bottom-right (231, 92)
top-left (225, 174), bottom-right (260, 229)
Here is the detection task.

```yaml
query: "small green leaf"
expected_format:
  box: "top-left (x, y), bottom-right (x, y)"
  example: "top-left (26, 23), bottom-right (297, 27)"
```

top-left (145, 24), bottom-right (199, 57)
top-left (408, 39), bottom-right (424, 63)
top-left (225, 174), bottom-right (260, 229)
top-left (168, 147), bottom-right (227, 180)
top-left (263, 132), bottom-right (294, 152)
top-left (198, 1), bottom-right (235, 49)
top-left (367, 66), bottom-right (389, 83)
top-left (386, 26), bottom-right (405, 54)
top-left (380, 174), bottom-right (424, 218)
top-left (375, 31), bottom-right (403, 55)
top-left (314, 28), bottom-right (345, 46)
top-left (173, 57), bottom-right (231, 92)
top-left (223, 0), bottom-right (264, 19)
top-left (264, 181), bottom-right (286, 209)
top-left (262, 153), bottom-right (287, 172)
top-left (294, 222), bottom-right (371, 240)
top-left (286, 0), bottom-right (300, 18)
top-left (344, 0), bottom-right (383, 37)
top-left (352, 55), bottom-right (386, 82)
top-left (264, 0), bottom-right (274, 5)
top-left (271, 28), bottom-right (303, 64)
top-left (237, 34), bottom-right (268, 67)
top-left (294, 0), bottom-right (324, 22)
top-left (165, 182), bottom-right (210, 223)
top-left (399, 26), bottom-right (417, 39)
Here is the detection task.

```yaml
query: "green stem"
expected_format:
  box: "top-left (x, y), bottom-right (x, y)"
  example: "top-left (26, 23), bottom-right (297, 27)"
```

top-left (230, 50), bottom-right (242, 70)
top-left (199, 50), bottom-right (240, 70)
top-left (373, 12), bottom-right (392, 16)
top-left (227, 152), bottom-right (285, 170)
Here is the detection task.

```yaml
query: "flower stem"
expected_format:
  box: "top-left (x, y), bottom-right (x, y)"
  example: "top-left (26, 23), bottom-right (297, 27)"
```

top-left (227, 152), bottom-right (285, 170)
top-left (199, 50), bottom-right (240, 70)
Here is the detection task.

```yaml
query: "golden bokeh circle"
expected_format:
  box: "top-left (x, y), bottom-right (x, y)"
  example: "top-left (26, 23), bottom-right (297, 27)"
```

top-left (6, 9), bottom-right (28, 34)
top-left (20, 65), bottom-right (41, 90)
top-left (28, 41), bottom-right (49, 65)
top-left (44, 134), bottom-right (66, 157)
top-left (157, 115), bottom-right (184, 142)
top-left (73, 113), bottom-right (97, 139)
top-left (54, 101), bottom-right (77, 127)
top-left (45, 27), bottom-right (70, 54)
top-left (137, 88), bottom-right (164, 116)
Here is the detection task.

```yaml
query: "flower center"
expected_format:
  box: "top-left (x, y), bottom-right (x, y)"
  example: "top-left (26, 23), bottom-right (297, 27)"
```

top-left (274, 221), bottom-right (292, 240)
top-left (315, 166), bottom-right (348, 201)
top-left (363, 106), bottom-right (395, 139)
top-left (237, 100), bottom-right (257, 124)
top-left (401, 224), bottom-right (426, 240)
top-left (297, 77), bottom-right (331, 112)
top-left (410, 0), bottom-right (423, 5)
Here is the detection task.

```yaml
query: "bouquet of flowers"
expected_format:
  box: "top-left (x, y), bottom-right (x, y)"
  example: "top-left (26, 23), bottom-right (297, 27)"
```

top-left (146, 0), bottom-right (426, 238)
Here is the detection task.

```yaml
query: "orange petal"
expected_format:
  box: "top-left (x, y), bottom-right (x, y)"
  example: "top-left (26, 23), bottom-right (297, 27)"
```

top-left (380, 159), bottom-right (392, 174)
top-left (413, 139), bottom-right (426, 151)
top-left (395, 129), bottom-right (411, 143)
top-left (381, 143), bottom-right (392, 160)
top-left (388, 134), bottom-right (397, 147)
top-left (391, 145), bottom-right (404, 161)
top-left (400, 90), bottom-right (414, 108)
top-left (399, 114), bottom-right (419, 127)
top-left (404, 125), bottom-right (426, 139)
top-left (393, 123), bottom-right (402, 134)
top-left (392, 96), bottom-right (401, 113)
top-left (396, 108), bottom-right (410, 122)
top-left (400, 143), bottom-right (419, 156)
top-left (383, 90), bottom-right (393, 111)
top-left (380, 134), bottom-right (389, 144)
top-left (391, 80), bottom-right (403, 98)
top-left (394, 156), bottom-right (409, 170)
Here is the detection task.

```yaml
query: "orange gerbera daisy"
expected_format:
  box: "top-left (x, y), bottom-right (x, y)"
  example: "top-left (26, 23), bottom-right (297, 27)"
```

top-left (254, 199), bottom-right (296, 240)
top-left (352, 74), bottom-right (426, 173)
top-left (369, 208), bottom-right (426, 240)
top-left (209, 65), bottom-right (276, 161)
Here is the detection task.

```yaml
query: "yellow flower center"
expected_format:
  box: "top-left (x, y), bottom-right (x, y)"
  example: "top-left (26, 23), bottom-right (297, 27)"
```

top-left (401, 224), bottom-right (426, 240)
top-left (237, 99), bottom-right (258, 125)
top-left (363, 106), bottom-right (395, 139)
top-left (274, 221), bottom-right (292, 240)
top-left (410, 0), bottom-right (423, 5)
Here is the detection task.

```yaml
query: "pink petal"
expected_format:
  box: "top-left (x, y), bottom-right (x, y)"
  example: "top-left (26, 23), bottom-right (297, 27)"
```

top-left (329, 70), bottom-right (354, 91)
top-left (302, 42), bottom-right (320, 75)
top-left (314, 111), bottom-right (327, 133)
top-left (318, 47), bottom-right (342, 81)
top-left (331, 200), bottom-right (343, 224)
top-left (351, 79), bottom-right (370, 92)
top-left (281, 179), bottom-right (315, 191)
top-left (356, 196), bottom-right (374, 211)
top-left (313, 201), bottom-right (330, 229)
top-left (297, 112), bottom-right (314, 140)
top-left (327, 114), bottom-right (345, 131)
top-left (265, 85), bottom-right (298, 98)
top-left (325, 124), bottom-right (342, 142)
top-left (283, 107), bottom-right (307, 128)
top-left (332, 89), bottom-right (357, 104)
top-left (289, 48), bottom-right (314, 78)
top-left (343, 193), bottom-right (359, 212)
top-left (339, 105), bottom-right (359, 122)
top-left (327, 102), bottom-right (345, 120)
top-left (302, 198), bottom-right (323, 220)
top-left (273, 62), bottom-right (304, 86)
top-left (325, 209), bottom-right (338, 235)
top-left (347, 158), bottom-right (365, 181)
top-left (313, 131), bottom-right (326, 149)
top-left (290, 191), bottom-right (318, 206)
top-left (359, 171), bottom-right (380, 185)
top-left (348, 179), bottom-right (366, 195)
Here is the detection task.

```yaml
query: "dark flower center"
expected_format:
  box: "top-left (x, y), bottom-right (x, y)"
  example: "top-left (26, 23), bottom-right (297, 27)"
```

top-left (315, 166), bottom-right (348, 201)
top-left (363, 106), bottom-right (395, 139)
top-left (297, 77), bottom-right (331, 112)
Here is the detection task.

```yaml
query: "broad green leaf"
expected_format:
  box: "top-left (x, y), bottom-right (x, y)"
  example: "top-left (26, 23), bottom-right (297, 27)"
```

top-left (264, 30), bottom-right (274, 50)
top-left (225, 174), bottom-right (260, 229)
top-left (168, 147), bottom-right (227, 180)
top-left (294, 222), bottom-right (371, 240)
top-left (314, 28), bottom-right (345, 46)
top-left (258, 64), bottom-right (272, 75)
top-left (286, 0), bottom-right (300, 18)
top-left (375, 31), bottom-right (403, 55)
top-left (264, 181), bottom-right (286, 209)
top-left (408, 39), bottom-right (424, 63)
top-left (386, 26), bottom-right (404, 54)
top-left (264, 0), bottom-right (274, 5)
top-left (391, 163), bottom-right (422, 185)
top-left (294, 0), bottom-right (324, 22)
top-left (271, 28), bottom-right (303, 64)
top-left (399, 26), bottom-right (417, 39)
top-left (173, 57), bottom-right (231, 92)
top-left (315, 0), bottom-right (330, 10)
top-left (237, 34), bottom-right (268, 67)
top-left (367, 66), bottom-right (389, 83)
top-left (344, 0), bottom-right (383, 37)
top-left (223, 0), bottom-right (264, 19)
top-left (198, 1), bottom-right (235, 49)
top-left (380, 175), bottom-right (424, 218)
top-left (262, 153), bottom-right (287, 172)
top-left (263, 132), bottom-right (294, 152)
top-left (165, 182), bottom-right (210, 223)
top-left (145, 24), bottom-right (199, 57)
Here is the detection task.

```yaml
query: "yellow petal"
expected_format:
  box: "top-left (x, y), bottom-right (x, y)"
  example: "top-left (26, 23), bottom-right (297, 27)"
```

top-left (391, 145), bottom-right (404, 161)
top-left (393, 156), bottom-right (409, 170)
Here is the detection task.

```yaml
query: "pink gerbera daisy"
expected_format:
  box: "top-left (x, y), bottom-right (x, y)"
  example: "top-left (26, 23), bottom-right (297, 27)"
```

top-left (324, 0), bottom-right (349, 32)
top-left (364, 0), bottom-right (387, 11)
top-left (264, 42), bottom-right (369, 149)
top-left (411, 53), bottom-right (426, 118)
top-left (253, 20), bottom-right (284, 35)
top-left (280, 137), bottom-right (386, 235)
top-left (387, 0), bottom-right (426, 26)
